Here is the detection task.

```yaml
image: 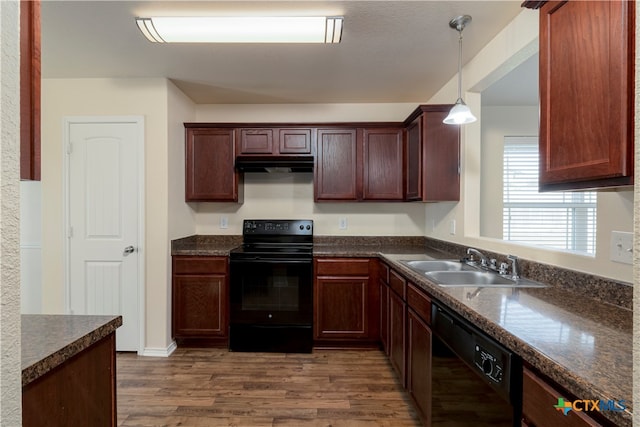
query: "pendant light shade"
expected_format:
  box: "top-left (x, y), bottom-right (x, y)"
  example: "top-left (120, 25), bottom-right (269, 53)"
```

top-left (443, 98), bottom-right (476, 125)
top-left (443, 15), bottom-right (476, 125)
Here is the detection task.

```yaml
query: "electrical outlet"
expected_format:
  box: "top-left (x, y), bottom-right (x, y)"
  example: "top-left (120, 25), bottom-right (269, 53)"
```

top-left (449, 219), bottom-right (456, 235)
top-left (610, 231), bottom-right (633, 264)
top-left (220, 216), bottom-right (228, 229)
top-left (339, 217), bottom-right (348, 230)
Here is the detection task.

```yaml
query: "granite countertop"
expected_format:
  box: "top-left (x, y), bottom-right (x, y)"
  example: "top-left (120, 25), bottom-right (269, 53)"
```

top-left (381, 253), bottom-right (632, 427)
top-left (22, 314), bottom-right (123, 387)
top-left (172, 234), bottom-right (632, 426)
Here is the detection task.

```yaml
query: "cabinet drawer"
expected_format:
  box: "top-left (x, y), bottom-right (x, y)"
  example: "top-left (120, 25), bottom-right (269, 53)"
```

top-left (522, 367), bottom-right (604, 427)
top-left (315, 258), bottom-right (370, 276)
top-left (407, 283), bottom-right (430, 325)
top-left (389, 269), bottom-right (406, 299)
top-left (173, 256), bottom-right (227, 275)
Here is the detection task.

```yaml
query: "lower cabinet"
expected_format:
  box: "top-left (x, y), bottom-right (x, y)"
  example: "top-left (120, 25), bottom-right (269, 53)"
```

top-left (380, 263), bottom-right (433, 425)
top-left (389, 288), bottom-right (406, 386)
top-left (522, 367), bottom-right (608, 427)
top-left (172, 256), bottom-right (229, 346)
top-left (406, 283), bottom-right (432, 425)
top-left (379, 262), bottom-right (390, 355)
top-left (313, 257), bottom-right (379, 346)
top-left (22, 333), bottom-right (116, 427)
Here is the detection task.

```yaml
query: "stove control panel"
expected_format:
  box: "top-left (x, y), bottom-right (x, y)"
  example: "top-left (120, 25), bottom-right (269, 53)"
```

top-left (243, 219), bottom-right (313, 236)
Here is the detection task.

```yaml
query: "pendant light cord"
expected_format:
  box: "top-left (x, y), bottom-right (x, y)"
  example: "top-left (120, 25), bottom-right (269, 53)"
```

top-left (457, 29), bottom-right (463, 100)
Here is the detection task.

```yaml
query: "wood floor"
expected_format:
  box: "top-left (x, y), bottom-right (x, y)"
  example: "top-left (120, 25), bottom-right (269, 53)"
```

top-left (117, 348), bottom-right (422, 427)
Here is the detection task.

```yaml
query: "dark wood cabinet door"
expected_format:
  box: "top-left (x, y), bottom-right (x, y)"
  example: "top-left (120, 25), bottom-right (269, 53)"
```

top-left (422, 109), bottom-right (460, 201)
top-left (185, 128), bottom-right (239, 202)
top-left (314, 276), bottom-right (369, 339)
top-left (172, 274), bottom-right (227, 338)
top-left (279, 128), bottom-right (312, 154)
top-left (20, 0), bottom-right (41, 181)
top-left (522, 367), bottom-right (604, 427)
top-left (315, 128), bottom-right (359, 201)
top-left (389, 289), bottom-right (406, 387)
top-left (538, 0), bottom-right (633, 191)
top-left (362, 127), bottom-right (404, 200)
top-left (405, 119), bottom-right (422, 201)
top-left (407, 308), bottom-right (432, 424)
top-left (379, 280), bottom-right (389, 356)
top-left (238, 128), bottom-right (274, 154)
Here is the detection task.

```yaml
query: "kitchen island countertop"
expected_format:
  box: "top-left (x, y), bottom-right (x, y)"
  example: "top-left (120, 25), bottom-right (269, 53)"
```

top-left (21, 314), bottom-right (122, 387)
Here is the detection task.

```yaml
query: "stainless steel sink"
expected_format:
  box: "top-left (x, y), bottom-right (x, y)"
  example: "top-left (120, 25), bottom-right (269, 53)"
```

top-left (401, 259), bottom-right (474, 272)
top-left (424, 271), bottom-right (547, 288)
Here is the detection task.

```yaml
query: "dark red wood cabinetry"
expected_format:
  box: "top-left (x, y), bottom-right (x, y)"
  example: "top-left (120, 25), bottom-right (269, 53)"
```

top-left (313, 258), bottom-right (379, 347)
top-left (184, 127), bottom-right (241, 202)
top-left (522, 367), bottom-right (606, 426)
top-left (185, 108), bottom-right (460, 203)
top-left (362, 128), bottom-right (405, 200)
top-left (20, 0), bottom-right (41, 181)
top-left (314, 128), bottom-right (359, 201)
top-left (237, 127), bottom-right (313, 155)
top-left (403, 105), bottom-right (460, 201)
top-left (23, 333), bottom-right (116, 427)
top-left (172, 256), bottom-right (229, 346)
top-left (527, 0), bottom-right (634, 191)
top-left (314, 126), bottom-right (410, 201)
top-left (379, 262), bottom-right (433, 424)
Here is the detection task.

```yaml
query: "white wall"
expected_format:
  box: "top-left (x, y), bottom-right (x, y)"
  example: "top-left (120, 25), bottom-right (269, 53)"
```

top-left (21, 181), bottom-right (42, 313)
top-left (193, 103), bottom-right (426, 236)
top-left (425, 10), bottom-right (633, 283)
top-left (0, 0), bottom-right (22, 423)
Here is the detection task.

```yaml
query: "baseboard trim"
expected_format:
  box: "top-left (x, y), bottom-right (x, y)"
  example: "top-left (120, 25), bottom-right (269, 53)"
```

top-left (140, 340), bottom-right (177, 357)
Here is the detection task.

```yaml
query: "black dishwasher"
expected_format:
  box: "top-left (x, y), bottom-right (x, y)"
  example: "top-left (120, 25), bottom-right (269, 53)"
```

top-left (431, 302), bottom-right (522, 426)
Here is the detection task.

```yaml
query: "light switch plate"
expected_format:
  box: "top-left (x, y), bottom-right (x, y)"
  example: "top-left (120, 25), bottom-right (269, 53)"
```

top-left (220, 216), bottom-right (228, 229)
top-left (610, 231), bottom-right (633, 264)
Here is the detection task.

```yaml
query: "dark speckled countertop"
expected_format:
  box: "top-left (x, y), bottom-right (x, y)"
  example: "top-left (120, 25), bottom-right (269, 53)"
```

top-left (22, 314), bottom-right (122, 387)
top-left (172, 234), bottom-right (632, 426)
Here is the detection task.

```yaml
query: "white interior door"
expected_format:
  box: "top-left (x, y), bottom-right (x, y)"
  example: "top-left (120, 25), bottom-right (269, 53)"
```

top-left (67, 118), bottom-right (143, 352)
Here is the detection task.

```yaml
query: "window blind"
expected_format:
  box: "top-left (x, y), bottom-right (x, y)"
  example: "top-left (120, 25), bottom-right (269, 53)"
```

top-left (502, 137), bottom-right (596, 254)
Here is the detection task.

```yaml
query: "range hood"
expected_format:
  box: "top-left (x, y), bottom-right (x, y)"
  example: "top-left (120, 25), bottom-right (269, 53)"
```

top-left (235, 155), bottom-right (314, 173)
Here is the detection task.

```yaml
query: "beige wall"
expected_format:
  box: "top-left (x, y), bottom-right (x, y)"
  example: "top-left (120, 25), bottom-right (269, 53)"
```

top-left (41, 78), bottom-right (178, 351)
top-left (425, 9), bottom-right (633, 283)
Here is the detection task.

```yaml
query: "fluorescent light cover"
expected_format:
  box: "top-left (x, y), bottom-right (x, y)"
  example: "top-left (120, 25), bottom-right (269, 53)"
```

top-left (135, 16), bottom-right (344, 43)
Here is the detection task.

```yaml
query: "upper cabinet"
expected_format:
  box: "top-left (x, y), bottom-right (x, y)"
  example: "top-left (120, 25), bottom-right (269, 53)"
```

top-left (237, 127), bottom-right (313, 155)
top-left (20, 0), bottom-right (41, 181)
top-left (314, 126), bottom-right (410, 202)
top-left (314, 128), bottom-right (359, 201)
top-left (185, 108), bottom-right (460, 203)
top-left (525, 0), bottom-right (634, 191)
top-left (184, 126), bottom-right (242, 202)
top-left (404, 105), bottom-right (460, 201)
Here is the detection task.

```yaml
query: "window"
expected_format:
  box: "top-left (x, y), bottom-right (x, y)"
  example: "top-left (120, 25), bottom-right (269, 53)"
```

top-left (502, 136), bottom-right (596, 255)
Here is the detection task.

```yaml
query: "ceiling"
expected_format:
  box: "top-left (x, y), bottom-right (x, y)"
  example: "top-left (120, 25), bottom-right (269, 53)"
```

top-left (41, 1), bottom-right (537, 105)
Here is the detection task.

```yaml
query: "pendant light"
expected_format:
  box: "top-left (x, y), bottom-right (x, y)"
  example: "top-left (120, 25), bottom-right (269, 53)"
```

top-left (443, 15), bottom-right (477, 125)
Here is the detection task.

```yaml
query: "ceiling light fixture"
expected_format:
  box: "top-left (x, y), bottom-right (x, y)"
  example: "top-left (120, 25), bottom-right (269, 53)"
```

top-left (443, 15), bottom-right (477, 125)
top-left (135, 16), bottom-right (343, 44)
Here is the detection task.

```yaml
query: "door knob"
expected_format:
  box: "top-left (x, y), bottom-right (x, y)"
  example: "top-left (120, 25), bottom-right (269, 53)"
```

top-left (123, 245), bottom-right (136, 256)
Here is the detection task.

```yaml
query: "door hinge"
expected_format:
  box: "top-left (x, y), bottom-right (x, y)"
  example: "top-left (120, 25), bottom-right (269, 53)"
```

top-left (68, 226), bottom-right (74, 238)
top-left (67, 142), bottom-right (73, 155)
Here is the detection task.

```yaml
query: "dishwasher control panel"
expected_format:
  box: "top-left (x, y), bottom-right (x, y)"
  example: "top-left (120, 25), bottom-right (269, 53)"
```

top-left (474, 344), bottom-right (504, 384)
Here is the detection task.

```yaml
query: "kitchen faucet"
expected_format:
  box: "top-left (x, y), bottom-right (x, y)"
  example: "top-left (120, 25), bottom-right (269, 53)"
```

top-left (466, 248), bottom-right (490, 268)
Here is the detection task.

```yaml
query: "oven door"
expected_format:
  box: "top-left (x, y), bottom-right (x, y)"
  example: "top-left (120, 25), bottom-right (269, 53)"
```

top-left (230, 257), bottom-right (313, 325)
